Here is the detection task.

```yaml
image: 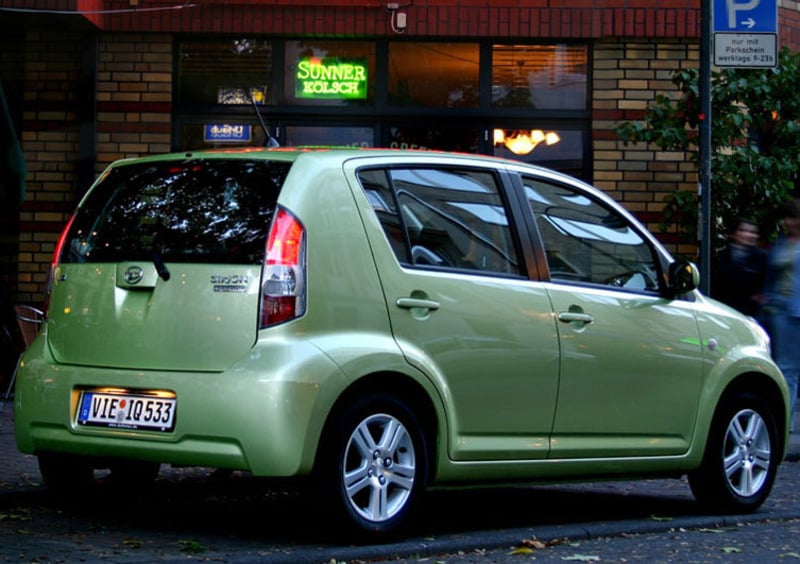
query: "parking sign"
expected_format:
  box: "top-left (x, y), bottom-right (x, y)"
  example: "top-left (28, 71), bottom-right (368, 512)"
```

top-left (713, 0), bottom-right (778, 67)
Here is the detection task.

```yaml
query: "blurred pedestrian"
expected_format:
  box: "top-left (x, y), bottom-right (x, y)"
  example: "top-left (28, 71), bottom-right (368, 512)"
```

top-left (711, 218), bottom-right (767, 318)
top-left (764, 199), bottom-right (800, 430)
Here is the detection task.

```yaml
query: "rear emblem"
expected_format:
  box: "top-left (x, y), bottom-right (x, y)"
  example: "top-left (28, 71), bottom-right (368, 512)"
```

top-left (123, 266), bottom-right (144, 285)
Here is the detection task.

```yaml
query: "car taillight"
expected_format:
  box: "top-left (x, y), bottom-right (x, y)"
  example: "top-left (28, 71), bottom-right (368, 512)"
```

top-left (260, 207), bottom-right (306, 328)
top-left (43, 212), bottom-right (76, 319)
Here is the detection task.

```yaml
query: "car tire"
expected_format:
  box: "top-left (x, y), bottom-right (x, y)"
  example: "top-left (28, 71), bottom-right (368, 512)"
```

top-left (38, 452), bottom-right (95, 494)
top-left (688, 392), bottom-right (780, 514)
top-left (316, 393), bottom-right (429, 538)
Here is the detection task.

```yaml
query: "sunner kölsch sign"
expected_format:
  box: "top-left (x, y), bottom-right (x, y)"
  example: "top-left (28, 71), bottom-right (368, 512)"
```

top-left (295, 57), bottom-right (368, 100)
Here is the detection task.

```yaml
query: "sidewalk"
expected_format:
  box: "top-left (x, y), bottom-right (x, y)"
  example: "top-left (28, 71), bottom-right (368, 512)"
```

top-left (0, 400), bottom-right (39, 491)
top-left (2, 398), bottom-right (800, 492)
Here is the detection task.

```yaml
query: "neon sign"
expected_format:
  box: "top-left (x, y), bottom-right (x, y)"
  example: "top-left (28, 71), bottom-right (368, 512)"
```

top-left (295, 57), bottom-right (368, 100)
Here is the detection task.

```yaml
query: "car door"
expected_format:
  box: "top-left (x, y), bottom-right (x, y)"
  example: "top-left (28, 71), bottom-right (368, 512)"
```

top-left (347, 159), bottom-right (559, 462)
top-left (520, 173), bottom-right (705, 459)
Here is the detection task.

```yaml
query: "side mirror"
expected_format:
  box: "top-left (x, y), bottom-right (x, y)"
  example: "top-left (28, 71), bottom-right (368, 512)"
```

top-left (668, 261), bottom-right (700, 295)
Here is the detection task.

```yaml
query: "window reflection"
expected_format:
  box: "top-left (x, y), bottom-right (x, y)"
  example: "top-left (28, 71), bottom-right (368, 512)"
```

top-left (388, 126), bottom-right (479, 153)
top-left (359, 167), bottom-right (520, 275)
top-left (177, 39), bottom-right (272, 105)
top-left (493, 129), bottom-right (585, 180)
top-left (64, 160), bottom-right (290, 265)
top-left (492, 44), bottom-right (587, 110)
top-left (388, 43), bottom-right (480, 108)
top-left (525, 179), bottom-right (659, 291)
top-left (284, 125), bottom-right (374, 148)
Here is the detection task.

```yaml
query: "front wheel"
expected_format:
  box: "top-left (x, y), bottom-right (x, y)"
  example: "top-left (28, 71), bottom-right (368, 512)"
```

top-left (689, 392), bottom-right (780, 514)
top-left (315, 393), bottom-right (429, 538)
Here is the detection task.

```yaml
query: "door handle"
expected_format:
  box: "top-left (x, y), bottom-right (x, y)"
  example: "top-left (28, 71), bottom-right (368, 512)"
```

top-left (396, 298), bottom-right (440, 311)
top-left (557, 311), bottom-right (593, 324)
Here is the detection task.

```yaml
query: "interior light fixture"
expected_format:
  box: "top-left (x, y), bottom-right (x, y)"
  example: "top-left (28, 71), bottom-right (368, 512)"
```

top-left (492, 129), bottom-right (561, 155)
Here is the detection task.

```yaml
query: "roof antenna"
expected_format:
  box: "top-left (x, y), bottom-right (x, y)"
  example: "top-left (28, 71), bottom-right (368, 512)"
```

top-left (250, 90), bottom-right (279, 148)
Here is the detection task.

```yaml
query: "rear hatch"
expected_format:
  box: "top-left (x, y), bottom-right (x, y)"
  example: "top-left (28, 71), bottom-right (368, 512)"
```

top-left (47, 156), bottom-right (292, 371)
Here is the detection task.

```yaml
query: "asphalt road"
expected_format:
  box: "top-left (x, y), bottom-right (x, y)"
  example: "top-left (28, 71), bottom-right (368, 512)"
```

top-left (2, 399), bottom-right (800, 563)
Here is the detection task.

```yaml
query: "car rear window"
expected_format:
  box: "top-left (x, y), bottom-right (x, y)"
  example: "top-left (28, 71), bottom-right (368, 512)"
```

top-left (62, 159), bottom-right (291, 265)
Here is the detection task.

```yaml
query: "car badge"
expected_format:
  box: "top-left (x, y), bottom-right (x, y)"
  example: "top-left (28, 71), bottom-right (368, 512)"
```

top-left (123, 266), bottom-right (144, 285)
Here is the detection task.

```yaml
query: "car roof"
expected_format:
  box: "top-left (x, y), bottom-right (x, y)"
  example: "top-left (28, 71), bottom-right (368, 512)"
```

top-left (106, 146), bottom-right (546, 171)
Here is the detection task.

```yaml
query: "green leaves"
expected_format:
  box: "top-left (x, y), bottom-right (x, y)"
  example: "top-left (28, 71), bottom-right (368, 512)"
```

top-left (617, 47), bottom-right (800, 245)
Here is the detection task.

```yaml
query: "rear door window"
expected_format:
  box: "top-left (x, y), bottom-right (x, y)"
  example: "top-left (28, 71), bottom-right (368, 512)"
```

top-left (64, 159), bottom-right (291, 265)
top-left (358, 167), bottom-right (522, 276)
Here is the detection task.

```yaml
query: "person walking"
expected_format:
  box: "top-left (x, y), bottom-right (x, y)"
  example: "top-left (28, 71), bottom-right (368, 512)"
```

top-left (764, 200), bottom-right (800, 430)
top-left (711, 218), bottom-right (767, 318)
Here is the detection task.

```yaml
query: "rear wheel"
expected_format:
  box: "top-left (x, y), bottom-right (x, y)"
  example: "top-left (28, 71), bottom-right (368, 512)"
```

top-left (316, 393), bottom-right (429, 538)
top-left (689, 392), bottom-right (780, 513)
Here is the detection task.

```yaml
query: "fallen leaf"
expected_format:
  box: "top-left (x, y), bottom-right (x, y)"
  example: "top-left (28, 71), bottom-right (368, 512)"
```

top-left (509, 547), bottom-right (534, 555)
top-left (522, 538), bottom-right (548, 550)
top-left (722, 547), bottom-right (743, 554)
top-left (178, 539), bottom-right (204, 554)
top-left (779, 551), bottom-right (800, 558)
top-left (0, 513), bottom-right (29, 522)
top-left (650, 515), bottom-right (673, 522)
top-left (122, 537), bottom-right (143, 549)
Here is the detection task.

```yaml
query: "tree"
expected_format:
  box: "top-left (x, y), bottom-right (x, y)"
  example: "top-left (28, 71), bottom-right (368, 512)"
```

top-left (617, 47), bottom-right (800, 247)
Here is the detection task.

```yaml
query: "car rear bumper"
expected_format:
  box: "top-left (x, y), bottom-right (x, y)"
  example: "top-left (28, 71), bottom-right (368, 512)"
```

top-left (13, 336), bottom-right (346, 476)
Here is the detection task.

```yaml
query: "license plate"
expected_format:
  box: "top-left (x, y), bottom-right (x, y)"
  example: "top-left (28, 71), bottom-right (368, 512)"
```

top-left (78, 391), bottom-right (176, 432)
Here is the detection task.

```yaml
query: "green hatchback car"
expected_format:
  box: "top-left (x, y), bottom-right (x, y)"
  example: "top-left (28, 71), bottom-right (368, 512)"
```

top-left (13, 148), bottom-right (789, 537)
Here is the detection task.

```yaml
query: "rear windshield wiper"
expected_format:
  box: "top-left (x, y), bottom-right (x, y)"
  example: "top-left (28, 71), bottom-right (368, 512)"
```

top-left (151, 250), bottom-right (171, 281)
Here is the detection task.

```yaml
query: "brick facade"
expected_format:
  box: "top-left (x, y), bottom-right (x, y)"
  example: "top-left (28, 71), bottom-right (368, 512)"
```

top-left (592, 40), bottom-right (700, 257)
top-left (96, 34), bottom-right (172, 169)
top-left (5, 32), bottom-right (174, 304)
top-left (16, 31), bottom-right (84, 303)
top-left (1, 1), bottom-right (799, 303)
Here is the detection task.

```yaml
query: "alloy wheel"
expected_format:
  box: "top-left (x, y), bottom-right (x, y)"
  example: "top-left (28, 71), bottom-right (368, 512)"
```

top-left (723, 408), bottom-right (771, 497)
top-left (342, 413), bottom-right (416, 523)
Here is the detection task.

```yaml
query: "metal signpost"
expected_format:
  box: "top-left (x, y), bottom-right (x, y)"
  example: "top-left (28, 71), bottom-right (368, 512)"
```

top-left (699, 0), bottom-right (778, 294)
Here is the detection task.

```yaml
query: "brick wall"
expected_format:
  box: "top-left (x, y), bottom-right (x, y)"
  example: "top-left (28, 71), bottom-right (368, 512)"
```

top-left (592, 39), bottom-right (700, 258)
top-left (0, 32), bottom-right (25, 300)
top-left (11, 33), bottom-right (173, 305)
top-left (16, 31), bottom-right (84, 305)
top-left (96, 33), bottom-right (172, 170)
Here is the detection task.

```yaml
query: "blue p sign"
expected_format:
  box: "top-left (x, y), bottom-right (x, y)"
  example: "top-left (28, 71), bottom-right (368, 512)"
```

top-left (714, 0), bottom-right (777, 33)
top-left (725, 0), bottom-right (759, 28)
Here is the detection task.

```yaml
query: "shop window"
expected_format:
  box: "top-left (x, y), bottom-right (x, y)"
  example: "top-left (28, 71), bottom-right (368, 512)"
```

top-left (388, 126), bottom-right (479, 153)
top-left (493, 129), bottom-right (586, 180)
top-left (177, 39), bottom-right (273, 105)
top-left (284, 125), bottom-right (374, 148)
top-left (284, 40), bottom-right (376, 106)
top-left (388, 43), bottom-right (480, 108)
top-left (180, 122), bottom-right (273, 151)
top-left (492, 44), bottom-right (587, 110)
